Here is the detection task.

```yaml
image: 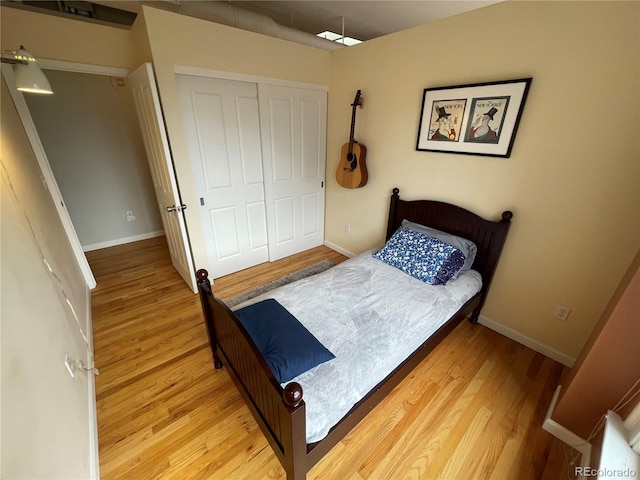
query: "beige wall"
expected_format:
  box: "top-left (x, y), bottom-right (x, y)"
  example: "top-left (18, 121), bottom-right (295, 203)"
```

top-left (130, 9), bottom-right (153, 66)
top-left (325, 1), bottom-right (640, 361)
top-left (140, 6), bottom-right (331, 275)
top-left (0, 6), bottom-right (137, 69)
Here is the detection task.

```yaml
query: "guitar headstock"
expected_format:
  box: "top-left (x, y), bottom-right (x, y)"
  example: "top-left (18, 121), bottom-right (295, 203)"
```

top-left (351, 90), bottom-right (363, 108)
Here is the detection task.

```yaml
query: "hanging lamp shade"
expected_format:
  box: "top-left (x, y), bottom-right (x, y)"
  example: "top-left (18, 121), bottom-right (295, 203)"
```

top-left (12, 46), bottom-right (53, 95)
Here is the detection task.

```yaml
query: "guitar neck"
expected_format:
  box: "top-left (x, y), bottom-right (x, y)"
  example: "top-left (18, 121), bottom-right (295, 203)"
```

top-left (348, 106), bottom-right (357, 150)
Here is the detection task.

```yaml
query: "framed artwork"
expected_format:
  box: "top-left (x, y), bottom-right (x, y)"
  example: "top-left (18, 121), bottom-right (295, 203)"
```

top-left (416, 78), bottom-right (532, 158)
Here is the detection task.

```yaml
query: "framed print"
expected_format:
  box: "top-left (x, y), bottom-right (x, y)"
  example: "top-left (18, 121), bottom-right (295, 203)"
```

top-left (416, 78), bottom-right (532, 157)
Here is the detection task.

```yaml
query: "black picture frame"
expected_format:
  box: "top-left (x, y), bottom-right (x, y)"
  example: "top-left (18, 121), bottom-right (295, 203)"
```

top-left (416, 78), bottom-right (532, 158)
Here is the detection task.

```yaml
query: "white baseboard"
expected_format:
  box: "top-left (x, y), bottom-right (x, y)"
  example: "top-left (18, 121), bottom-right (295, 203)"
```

top-left (324, 240), bottom-right (356, 258)
top-left (478, 315), bottom-right (576, 367)
top-left (543, 385), bottom-right (592, 478)
top-left (82, 231), bottom-right (165, 252)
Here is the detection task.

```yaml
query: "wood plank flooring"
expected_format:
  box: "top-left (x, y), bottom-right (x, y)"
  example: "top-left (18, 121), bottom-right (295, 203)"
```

top-left (87, 236), bottom-right (574, 479)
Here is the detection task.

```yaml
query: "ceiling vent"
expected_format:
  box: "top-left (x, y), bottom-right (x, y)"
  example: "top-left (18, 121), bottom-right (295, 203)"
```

top-left (4, 1), bottom-right (137, 27)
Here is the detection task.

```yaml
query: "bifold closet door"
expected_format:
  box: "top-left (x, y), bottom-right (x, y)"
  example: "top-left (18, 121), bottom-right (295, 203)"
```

top-left (258, 84), bottom-right (327, 261)
top-left (178, 75), bottom-right (269, 279)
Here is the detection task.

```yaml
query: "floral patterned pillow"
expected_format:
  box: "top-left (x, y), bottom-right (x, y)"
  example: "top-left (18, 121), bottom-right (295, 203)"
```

top-left (373, 226), bottom-right (466, 285)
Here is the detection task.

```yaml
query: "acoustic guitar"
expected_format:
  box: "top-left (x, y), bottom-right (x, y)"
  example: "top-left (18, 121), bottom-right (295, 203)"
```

top-left (336, 90), bottom-right (368, 189)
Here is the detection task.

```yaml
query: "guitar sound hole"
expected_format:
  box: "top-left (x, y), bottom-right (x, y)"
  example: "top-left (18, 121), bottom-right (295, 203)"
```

top-left (346, 153), bottom-right (357, 170)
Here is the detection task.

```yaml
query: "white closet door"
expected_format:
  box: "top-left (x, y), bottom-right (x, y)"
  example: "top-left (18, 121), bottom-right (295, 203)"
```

top-left (258, 84), bottom-right (326, 261)
top-left (177, 75), bottom-right (268, 279)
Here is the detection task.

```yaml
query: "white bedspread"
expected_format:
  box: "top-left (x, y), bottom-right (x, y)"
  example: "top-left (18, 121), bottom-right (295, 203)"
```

top-left (232, 251), bottom-right (482, 443)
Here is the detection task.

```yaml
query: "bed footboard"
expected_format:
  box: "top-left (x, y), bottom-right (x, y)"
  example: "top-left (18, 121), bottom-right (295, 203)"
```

top-left (196, 269), bottom-right (308, 480)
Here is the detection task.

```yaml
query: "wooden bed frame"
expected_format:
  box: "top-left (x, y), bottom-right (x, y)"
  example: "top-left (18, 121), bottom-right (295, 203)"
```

top-left (196, 188), bottom-right (513, 480)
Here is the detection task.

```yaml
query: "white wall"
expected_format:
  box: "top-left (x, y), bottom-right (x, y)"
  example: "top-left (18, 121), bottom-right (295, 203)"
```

top-left (24, 69), bottom-right (163, 251)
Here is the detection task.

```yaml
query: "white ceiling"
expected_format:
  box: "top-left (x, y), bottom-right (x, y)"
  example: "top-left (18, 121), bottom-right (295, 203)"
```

top-left (224, 1), bottom-right (501, 41)
top-left (94, 0), bottom-right (501, 42)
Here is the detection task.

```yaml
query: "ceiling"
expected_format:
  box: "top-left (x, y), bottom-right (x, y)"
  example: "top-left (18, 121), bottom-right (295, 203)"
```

top-left (89, 0), bottom-right (501, 42)
top-left (222, 1), bottom-right (500, 42)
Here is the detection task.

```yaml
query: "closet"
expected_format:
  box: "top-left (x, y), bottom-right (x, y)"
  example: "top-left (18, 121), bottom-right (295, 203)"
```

top-left (177, 75), bottom-right (327, 278)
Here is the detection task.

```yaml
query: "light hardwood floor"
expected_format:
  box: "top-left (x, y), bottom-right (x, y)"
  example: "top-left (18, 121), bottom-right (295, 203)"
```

top-left (87, 236), bottom-right (574, 479)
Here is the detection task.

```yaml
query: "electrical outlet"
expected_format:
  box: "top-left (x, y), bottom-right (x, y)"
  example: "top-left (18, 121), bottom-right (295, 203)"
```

top-left (345, 223), bottom-right (351, 233)
top-left (125, 211), bottom-right (136, 222)
top-left (554, 305), bottom-right (572, 321)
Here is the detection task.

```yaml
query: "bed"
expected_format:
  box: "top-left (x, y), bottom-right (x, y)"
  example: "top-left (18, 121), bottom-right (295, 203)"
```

top-left (196, 188), bottom-right (513, 480)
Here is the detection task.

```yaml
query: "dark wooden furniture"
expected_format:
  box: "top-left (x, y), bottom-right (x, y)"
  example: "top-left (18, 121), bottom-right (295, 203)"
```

top-left (196, 188), bottom-right (513, 480)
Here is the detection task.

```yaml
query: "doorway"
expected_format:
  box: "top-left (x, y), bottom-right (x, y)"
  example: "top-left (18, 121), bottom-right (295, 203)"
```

top-left (24, 69), bottom-right (163, 254)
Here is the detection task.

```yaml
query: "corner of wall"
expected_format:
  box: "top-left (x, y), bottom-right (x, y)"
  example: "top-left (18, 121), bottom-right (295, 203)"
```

top-left (552, 249), bottom-right (640, 439)
top-left (131, 6), bottom-right (153, 65)
top-left (478, 315), bottom-right (576, 367)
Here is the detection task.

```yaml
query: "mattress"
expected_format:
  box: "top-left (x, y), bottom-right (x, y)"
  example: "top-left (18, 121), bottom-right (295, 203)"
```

top-left (233, 251), bottom-right (482, 443)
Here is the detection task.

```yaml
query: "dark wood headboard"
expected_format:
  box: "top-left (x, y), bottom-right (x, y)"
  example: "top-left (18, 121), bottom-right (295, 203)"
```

top-left (385, 188), bottom-right (513, 311)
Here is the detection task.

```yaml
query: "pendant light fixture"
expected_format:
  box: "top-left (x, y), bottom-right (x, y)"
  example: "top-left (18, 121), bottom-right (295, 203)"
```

top-left (1, 46), bottom-right (53, 95)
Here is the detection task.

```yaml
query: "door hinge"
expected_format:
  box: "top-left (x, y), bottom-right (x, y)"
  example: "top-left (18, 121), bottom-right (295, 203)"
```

top-left (321, 181), bottom-right (324, 188)
top-left (200, 197), bottom-right (205, 206)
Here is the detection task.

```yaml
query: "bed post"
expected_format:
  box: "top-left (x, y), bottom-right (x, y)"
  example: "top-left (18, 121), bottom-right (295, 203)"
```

top-left (386, 187), bottom-right (401, 240)
top-left (282, 383), bottom-right (307, 480)
top-left (468, 209), bottom-right (513, 324)
top-left (196, 269), bottom-right (223, 369)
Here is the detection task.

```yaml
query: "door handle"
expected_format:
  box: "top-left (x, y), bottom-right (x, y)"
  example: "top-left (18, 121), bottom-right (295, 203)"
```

top-left (166, 204), bottom-right (187, 213)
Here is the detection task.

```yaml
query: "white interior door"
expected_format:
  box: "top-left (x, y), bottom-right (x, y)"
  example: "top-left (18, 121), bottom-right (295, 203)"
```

top-left (129, 63), bottom-right (197, 293)
top-left (177, 75), bottom-right (269, 279)
top-left (258, 84), bottom-right (326, 261)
